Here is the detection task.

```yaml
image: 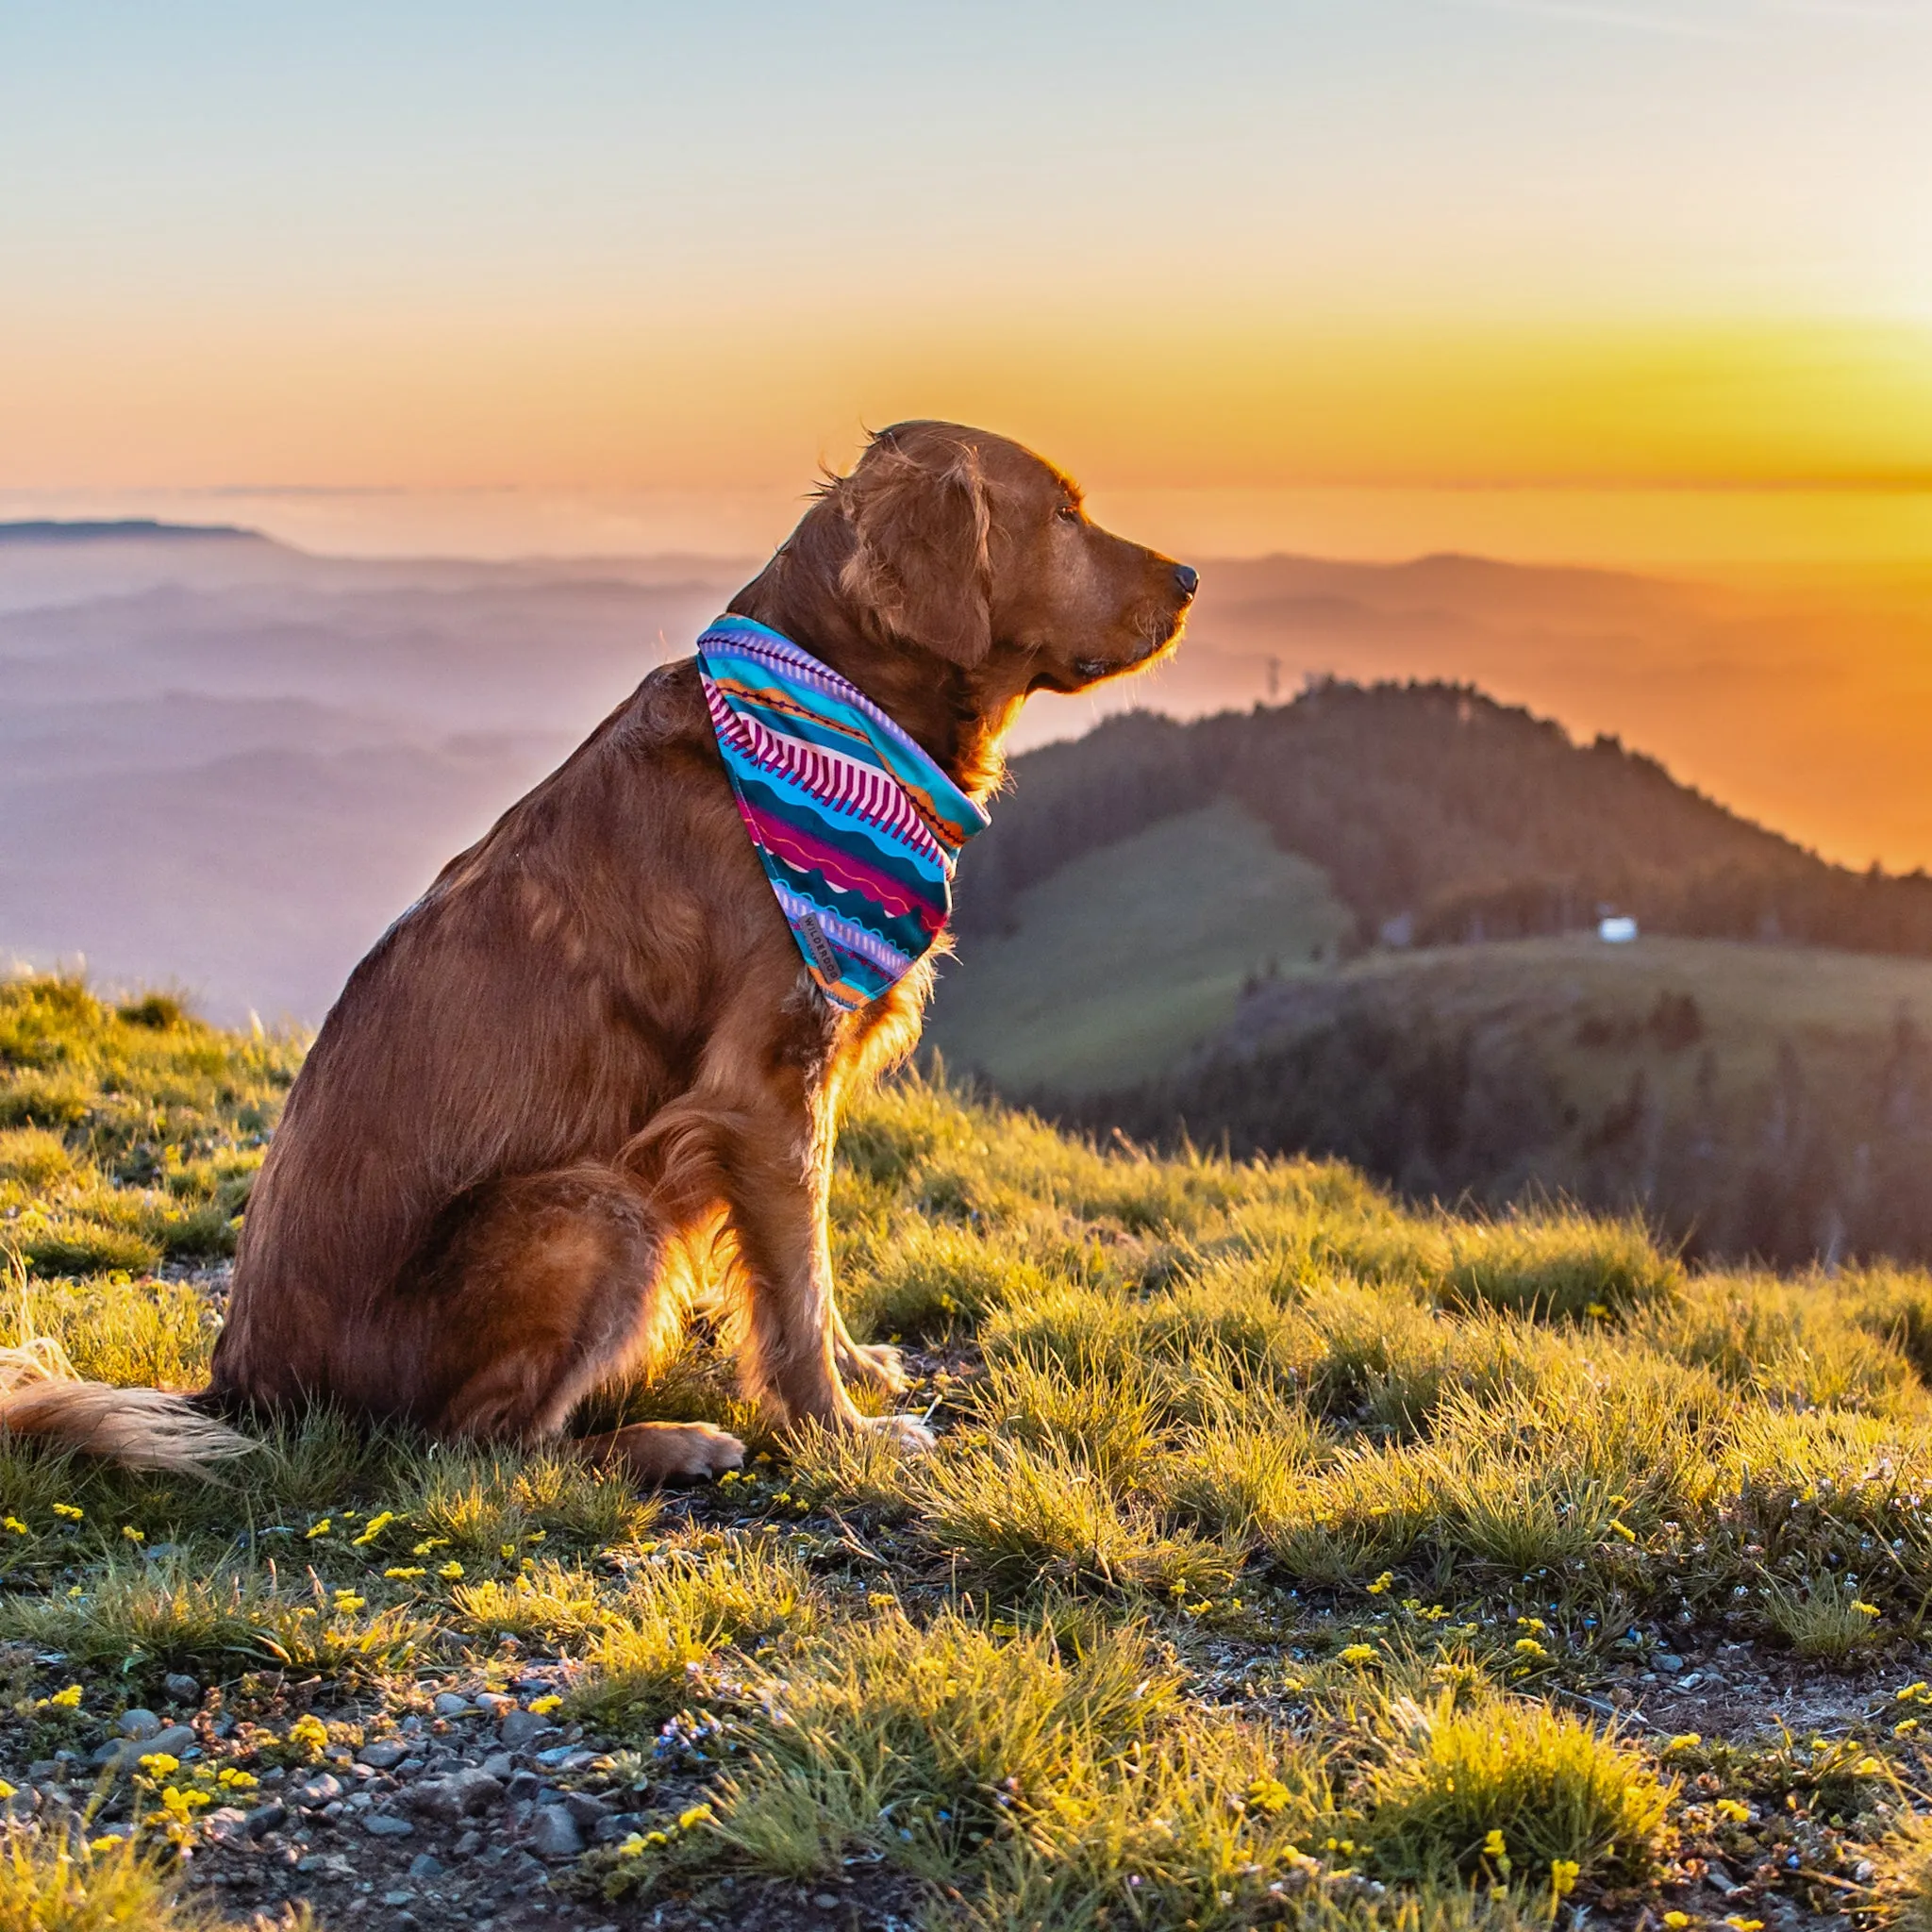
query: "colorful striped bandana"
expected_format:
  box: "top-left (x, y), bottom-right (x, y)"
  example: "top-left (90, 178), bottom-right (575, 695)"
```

top-left (696, 615), bottom-right (991, 1010)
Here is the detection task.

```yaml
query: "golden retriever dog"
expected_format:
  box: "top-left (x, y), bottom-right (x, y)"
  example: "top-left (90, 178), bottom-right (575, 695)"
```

top-left (0, 422), bottom-right (1195, 1480)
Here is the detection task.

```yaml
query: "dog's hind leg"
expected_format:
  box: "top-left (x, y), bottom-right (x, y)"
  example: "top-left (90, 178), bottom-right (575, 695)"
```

top-left (407, 1165), bottom-right (743, 1482)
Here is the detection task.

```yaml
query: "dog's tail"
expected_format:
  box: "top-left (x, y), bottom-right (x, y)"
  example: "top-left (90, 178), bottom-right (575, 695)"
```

top-left (0, 1338), bottom-right (258, 1475)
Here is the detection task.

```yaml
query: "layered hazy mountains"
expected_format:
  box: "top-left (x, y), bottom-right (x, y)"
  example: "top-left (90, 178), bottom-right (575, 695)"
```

top-left (7, 519), bottom-right (1931, 1041)
top-left (0, 522), bottom-right (748, 1020)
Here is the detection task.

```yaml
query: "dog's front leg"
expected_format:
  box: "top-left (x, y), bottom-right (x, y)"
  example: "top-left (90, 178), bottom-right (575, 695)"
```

top-left (722, 1093), bottom-right (931, 1449)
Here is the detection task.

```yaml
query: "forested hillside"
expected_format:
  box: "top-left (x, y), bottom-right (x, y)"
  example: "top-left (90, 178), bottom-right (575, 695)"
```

top-left (958, 682), bottom-right (1932, 957)
top-left (933, 688), bottom-right (1932, 1268)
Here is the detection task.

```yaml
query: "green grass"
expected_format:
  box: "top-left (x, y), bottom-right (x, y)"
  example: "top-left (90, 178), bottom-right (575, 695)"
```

top-left (10, 971), bottom-right (1932, 1926)
top-left (925, 798), bottom-right (1354, 1092)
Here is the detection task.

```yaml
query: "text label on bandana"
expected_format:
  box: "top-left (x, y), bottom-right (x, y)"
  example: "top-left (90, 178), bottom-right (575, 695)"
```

top-left (696, 615), bottom-right (991, 1010)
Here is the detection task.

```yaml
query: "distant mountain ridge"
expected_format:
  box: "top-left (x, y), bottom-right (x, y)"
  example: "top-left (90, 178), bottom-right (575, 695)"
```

top-left (0, 518), bottom-right (265, 543)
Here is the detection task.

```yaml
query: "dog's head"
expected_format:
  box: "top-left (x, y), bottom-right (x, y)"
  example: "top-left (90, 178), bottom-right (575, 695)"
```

top-left (826, 421), bottom-right (1196, 694)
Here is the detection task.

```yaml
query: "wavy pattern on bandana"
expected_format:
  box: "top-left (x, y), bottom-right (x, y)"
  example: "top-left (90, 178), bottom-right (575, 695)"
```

top-left (696, 615), bottom-right (991, 1009)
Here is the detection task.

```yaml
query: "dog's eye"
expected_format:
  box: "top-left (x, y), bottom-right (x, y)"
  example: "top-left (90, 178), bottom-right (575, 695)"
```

top-left (1055, 503), bottom-right (1082, 524)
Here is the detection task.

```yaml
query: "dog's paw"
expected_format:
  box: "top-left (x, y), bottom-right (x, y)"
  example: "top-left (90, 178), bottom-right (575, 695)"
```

top-left (597, 1421), bottom-right (746, 1485)
top-left (860, 1411), bottom-right (937, 1454)
top-left (837, 1338), bottom-right (911, 1396)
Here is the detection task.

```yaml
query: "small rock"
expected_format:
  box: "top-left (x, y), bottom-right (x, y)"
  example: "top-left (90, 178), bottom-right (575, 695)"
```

top-left (357, 1740), bottom-right (409, 1771)
top-left (498, 1708), bottom-right (559, 1751)
top-left (291, 1774), bottom-right (344, 1809)
top-left (533, 1743), bottom-right (585, 1769)
top-left (162, 1674), bottom-right (200, 1704)
top-left (408, 1853), bottom-right (445, 1880)
top-left (247, 1803), bottom-right (288, 1839)
top-left (432, 1692), bottom-right (473, 1718)
top-left (382, 1892), bottom-right (414, 1908)
top-left (320, 1799), bottom-right (345, 1821)
top-left (115, 1707), bottom-right (162, 1740)
top-left (592, 1811), bottom-right (641, 1844)
top-left (481, 1752), bottom-right (515, 1779)
top-left (92, 1722), bottom-right (197, 1774)
top-left (408, 1768), bottom-right (504, 1823)
top-left (25, 1762), bottom-right (56, 1783)
top-left (505, 1771), bottom-right (541, 1803)
top-left (474, 1691), bottom-right (515, 1717)
top-left (203, 1806), bottom-right (250, 1843)
top-left (527, 1806), bottom-right (583, 1859)
top-left (3, 1790), bottom-right (40, 1820)
top-left (813, 1896), bottom-right (840, 1910)
top-left (452, 1828), bottom-right (482, 1857)
top-left (561, 1790), bottom-right (609, 1829)
top-left (365, 1812), bottom-right (416, 1838)
top-left (1657, 1653), bottom-right (1685, 1673)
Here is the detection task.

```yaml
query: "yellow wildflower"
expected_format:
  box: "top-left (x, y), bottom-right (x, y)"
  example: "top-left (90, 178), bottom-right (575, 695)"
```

top-left (1663, 1915), bottom-right (1691, 1930)
top-left (437, 1560), bottom-right (463, 1581)
top-left (1724, 1920), bottom-right (1764, 1932)
top-left (332, 1591), bottom-right (366, 1614)
top-left (1608, 1520), bottom-right (1637, 1542)
top-left (500, 1542), bottom-right (516, 1560)
top-left (1338, 1644), bottom-right (1377, 1665)
top-left (526, 1693), bottom-right (561, 1714)
top-left (1852, 1601), bottom-right (1880, 1617)
top-left (677, 1804), bottom-right (714, 1831)
top-left (52, 1503), bottom-right (82, 1521)
top-left (1664, 1733), bottom-right (1702, 1753)
top-left (45, 1684), bottom-right (82, 1709)
top-left (411, 1537), bottom-right (449, 1556)
top-left (286, 1713), bottom-right (329, 1756)
top-left (385, 1566), bottom-right (426, 1580)
top-left (351, 1511), bottom-right (395, 1546)
top-left (1715, 1798), bottom-right (1751, 1823)
top-left (1513, 1638), bottom-right (1548, 1658)
top-left (1482, 1829), bottom-right (1506, 1857)
top-left (305, 1519), bottom-right (331, 1540)
top-left (1550, 1858), bottom-right (1579, 1897)
top-left (2, 1516), bottom-right (26, 1534)
top-left (1365, 1572), bottom-right (1394, 1595)
top-left (139, 1753), bottom-right (180, 1778)
top-left (1247, 1775), bottom-right (1292, 1814)
top-left (121, 1525), bottom-right (143, 1542)
top-left (0, 1781), bottom-right (13, 1801)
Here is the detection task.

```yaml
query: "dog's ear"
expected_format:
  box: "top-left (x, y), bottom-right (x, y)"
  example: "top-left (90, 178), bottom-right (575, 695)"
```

top-left (836, 434), bottom-right (992, 667)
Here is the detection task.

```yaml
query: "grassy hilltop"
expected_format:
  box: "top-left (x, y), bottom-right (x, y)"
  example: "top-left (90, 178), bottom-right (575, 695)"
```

top-left (11, 976), bottom-right (1932, 1927)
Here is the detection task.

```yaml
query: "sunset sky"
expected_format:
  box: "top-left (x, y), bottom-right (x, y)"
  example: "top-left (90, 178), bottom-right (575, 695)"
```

top-left (4, 1), bottom-right (1931, 564)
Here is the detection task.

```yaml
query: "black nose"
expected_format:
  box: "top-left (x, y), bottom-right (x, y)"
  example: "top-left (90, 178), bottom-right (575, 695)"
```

top-left (1173, 563), bottom-right (1199, 599)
